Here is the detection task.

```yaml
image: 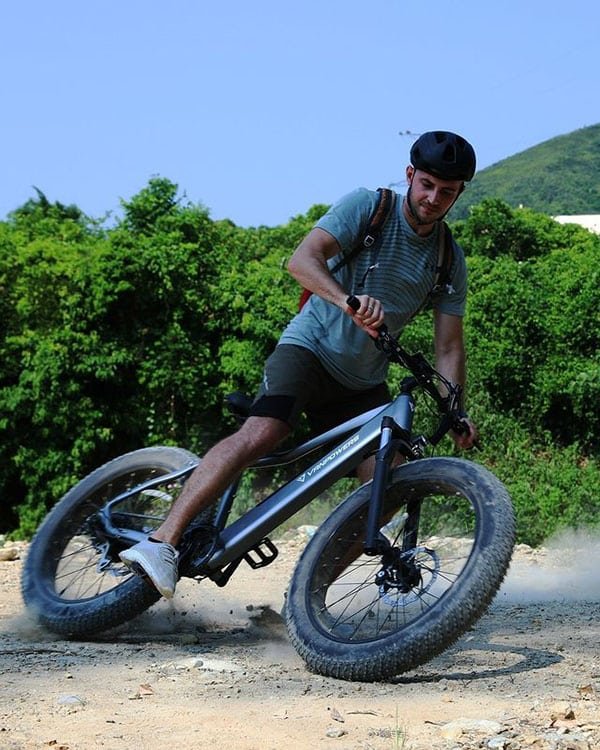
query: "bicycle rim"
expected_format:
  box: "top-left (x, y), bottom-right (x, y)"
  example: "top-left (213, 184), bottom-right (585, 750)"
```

top-left (307, 481), bottom-right (480, 643)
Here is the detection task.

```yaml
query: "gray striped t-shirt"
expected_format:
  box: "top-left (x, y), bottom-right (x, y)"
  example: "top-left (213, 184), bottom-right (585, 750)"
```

top-left (279, 187), bottom-right (467, 390)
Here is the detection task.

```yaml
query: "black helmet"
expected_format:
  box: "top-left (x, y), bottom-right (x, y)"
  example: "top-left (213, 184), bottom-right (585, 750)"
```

top-left (410, 131), bottom-right (476, 182)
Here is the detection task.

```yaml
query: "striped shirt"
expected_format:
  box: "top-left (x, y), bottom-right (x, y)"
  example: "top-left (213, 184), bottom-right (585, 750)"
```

top-left (279, 188), bottom-right (467, 390)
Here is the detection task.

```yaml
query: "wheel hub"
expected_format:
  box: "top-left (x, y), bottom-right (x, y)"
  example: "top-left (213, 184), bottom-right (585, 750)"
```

top-left (376, 546), bottom-right (440, 605)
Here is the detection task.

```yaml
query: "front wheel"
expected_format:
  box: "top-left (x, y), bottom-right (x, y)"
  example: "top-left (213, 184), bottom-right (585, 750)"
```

top-left (22, 446), bottom-right (200, 637)
top-left (286, 457), bottom-right (515, 682)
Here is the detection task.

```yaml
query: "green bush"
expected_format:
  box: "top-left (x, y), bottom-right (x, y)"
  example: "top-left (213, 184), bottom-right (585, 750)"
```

top-left (1, 186), bottom-right (598, 546)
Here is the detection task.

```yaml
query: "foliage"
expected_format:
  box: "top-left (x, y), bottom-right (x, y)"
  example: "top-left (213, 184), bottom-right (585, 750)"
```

top-left (452, 197), bottom-right (582, 260)
top-left (212, 208), bottom-right (321, 396)
top-left (0, 180), bottom-right (597, 546)
top-left (454, 202), bottom-right (600, 450)
top-left (1, 179), bottom-right (228, 534)
top-left (465, 395), bottom-right (599, 546)
top-left (451, 123), bottom-right (600, 219)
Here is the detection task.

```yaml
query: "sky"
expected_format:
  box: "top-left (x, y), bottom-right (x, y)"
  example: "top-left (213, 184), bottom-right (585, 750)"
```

top-left (2, 0), bottom-right (599, 228)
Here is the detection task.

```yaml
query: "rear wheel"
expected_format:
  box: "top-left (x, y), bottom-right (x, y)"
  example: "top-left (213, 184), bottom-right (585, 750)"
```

top-left (286, 457), bottom-right (515, 681)
top-left (22, 446), bottom-right (201, 637)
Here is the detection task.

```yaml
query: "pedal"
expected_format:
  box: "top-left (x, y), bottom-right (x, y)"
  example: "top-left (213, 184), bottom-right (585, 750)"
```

top-left (244, 538), bottom-right (278, 569)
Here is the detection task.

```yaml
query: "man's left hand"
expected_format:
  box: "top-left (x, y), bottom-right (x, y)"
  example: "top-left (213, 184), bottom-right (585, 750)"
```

top-left (451, 416), bottom-right (479, 450)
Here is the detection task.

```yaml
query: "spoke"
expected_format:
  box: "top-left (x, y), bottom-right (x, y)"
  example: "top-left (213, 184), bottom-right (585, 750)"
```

top-left (58, 541), bottom-right (97, 561)
top-left (55, 559), bottom-right (97, 583)
top-left (319, 574), bottom-right (374, 612)
top-left (56, 555), bottom-right (99, 598)
top-left (317, 565), bottom-right (376, 614)
top-left (55, 537), bottom-right (127, 599)
top-left (56, 550), bottom-right (130, 599)
top-left (307, 488), bottom-right (478, 643)
top-left (329, 589), bottom-right (383, 638)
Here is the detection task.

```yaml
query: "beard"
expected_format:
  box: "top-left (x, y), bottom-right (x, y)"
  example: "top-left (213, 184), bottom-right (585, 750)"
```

top-left (406, 189), bottom-right (446, 225)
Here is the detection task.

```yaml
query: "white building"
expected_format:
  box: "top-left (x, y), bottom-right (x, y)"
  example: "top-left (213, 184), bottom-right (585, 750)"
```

top-left (553, 215), bottom-right (600, 234)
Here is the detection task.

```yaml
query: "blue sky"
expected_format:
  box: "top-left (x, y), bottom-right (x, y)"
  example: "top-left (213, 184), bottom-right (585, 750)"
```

top-left (2, 0), bottom-right (599, 227)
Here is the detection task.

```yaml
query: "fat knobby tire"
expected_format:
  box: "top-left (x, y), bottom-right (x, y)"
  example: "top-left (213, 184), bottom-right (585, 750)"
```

top-left (21, 446), bottom-right (199, 638)
top-left (286, 457), bottom-right (515, 682)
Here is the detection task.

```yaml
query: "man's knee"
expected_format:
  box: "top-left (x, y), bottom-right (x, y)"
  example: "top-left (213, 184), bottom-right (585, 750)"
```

top-left (232, 416), bottom-right (290, 460)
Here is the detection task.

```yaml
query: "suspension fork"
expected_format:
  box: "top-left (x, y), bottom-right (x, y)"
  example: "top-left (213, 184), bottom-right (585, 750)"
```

top-left (363, 391), bottom-right (415, 555)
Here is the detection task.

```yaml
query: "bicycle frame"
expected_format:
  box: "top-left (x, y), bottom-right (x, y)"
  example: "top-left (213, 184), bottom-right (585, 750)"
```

top-left (101, 385), bottom-right (418, 576)
top-left (101, 294), bottom-right (468, 586)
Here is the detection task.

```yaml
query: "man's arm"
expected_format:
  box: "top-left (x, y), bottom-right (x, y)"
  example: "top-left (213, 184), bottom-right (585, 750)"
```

top-left (434, 311), bottom-right (466, 388)
top-left (433, 310), bottom-right (478, 449)
top-left (287, 228), bottom-right (348, 309)
top-left (287, 228), bottom-right (383, 330)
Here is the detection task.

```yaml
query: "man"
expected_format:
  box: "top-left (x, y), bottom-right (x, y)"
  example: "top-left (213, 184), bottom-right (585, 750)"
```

top-left (120, 130), bottom-right (479, 599)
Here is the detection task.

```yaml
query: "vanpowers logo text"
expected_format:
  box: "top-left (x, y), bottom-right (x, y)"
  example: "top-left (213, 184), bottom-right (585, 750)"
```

top-left (296, 434), bottom-right (360, 483)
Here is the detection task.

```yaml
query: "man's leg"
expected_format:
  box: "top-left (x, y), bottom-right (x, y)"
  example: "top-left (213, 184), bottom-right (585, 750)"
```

top-left (119, 416), bottom-right (290, 597)
top-left (356, 455), bottom-right (376, 485)
top-left (152, 416), bottom-right (290, 546)
top-left (356, 453), bottom-right (405, 485)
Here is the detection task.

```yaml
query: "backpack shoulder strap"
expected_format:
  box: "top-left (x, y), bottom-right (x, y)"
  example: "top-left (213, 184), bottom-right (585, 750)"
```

top-left (432, 221), bottom-right (455, 294)
top-left (331, 187), bottom-right (396, 273)
top-left (298, 188), bottom-right (396, 310)
top-left (362, 187), bottom-right (396, 249)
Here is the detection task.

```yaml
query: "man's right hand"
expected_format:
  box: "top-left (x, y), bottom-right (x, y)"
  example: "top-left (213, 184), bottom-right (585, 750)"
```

top-left (346, 294), bottom-right (384, 338)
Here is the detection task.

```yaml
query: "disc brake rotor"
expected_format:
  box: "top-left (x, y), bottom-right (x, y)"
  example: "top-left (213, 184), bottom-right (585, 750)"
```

top-left (380, 546), bottom-right (440, 606)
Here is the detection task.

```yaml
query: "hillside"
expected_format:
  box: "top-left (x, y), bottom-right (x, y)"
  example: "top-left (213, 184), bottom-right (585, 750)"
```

top-left (451, 123), bottom-right (600, 219)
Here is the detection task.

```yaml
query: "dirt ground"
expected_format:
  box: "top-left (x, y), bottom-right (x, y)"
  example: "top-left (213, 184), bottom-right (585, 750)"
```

top-left (1, 529), bottom-right (599, 750)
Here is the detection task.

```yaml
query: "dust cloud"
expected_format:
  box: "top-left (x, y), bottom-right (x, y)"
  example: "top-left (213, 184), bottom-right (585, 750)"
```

top-left (498, 528), bottom-right (600, 604)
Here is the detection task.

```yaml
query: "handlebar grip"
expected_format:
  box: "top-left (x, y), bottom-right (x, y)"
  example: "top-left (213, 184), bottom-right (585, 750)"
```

top-left (346, 295), bottom-right (389, 336)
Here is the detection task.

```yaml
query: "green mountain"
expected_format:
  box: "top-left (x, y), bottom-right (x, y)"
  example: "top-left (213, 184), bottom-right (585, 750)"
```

top-left (451, 123), bottom-right (600, 220)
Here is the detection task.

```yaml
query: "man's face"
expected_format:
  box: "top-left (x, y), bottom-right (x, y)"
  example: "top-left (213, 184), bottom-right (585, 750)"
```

top-left (406, 166), bottom-right (463, 224)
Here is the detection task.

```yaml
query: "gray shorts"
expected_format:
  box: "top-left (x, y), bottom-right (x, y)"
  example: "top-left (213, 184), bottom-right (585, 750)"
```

top-left (249, 344), bottom-right (390, 434)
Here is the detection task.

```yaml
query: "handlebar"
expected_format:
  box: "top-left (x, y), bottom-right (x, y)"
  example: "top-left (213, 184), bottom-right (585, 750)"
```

top-left (346, 295), bottom-right (473, 446)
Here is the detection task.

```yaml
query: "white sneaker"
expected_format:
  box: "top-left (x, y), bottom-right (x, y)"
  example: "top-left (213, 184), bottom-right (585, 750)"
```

top-left (119, 539), bottom-right (178, 599)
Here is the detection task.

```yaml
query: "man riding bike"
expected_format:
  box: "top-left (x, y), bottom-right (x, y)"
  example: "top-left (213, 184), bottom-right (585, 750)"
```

top-left (120, 130), bottom-right (479, 599)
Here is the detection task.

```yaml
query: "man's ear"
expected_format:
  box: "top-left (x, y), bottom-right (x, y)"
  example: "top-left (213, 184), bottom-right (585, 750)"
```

top-left (405, 165), bottom-right (414, 183)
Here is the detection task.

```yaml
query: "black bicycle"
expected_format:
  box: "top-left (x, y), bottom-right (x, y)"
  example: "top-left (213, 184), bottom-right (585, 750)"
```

top-left (22, 298), bottom-right (515, 682)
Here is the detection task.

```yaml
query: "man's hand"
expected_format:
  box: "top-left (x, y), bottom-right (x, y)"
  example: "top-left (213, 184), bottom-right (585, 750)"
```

top-left (346, 294), bottom-right (384, 338)
top-left (451, 416), bottom-right (479, 450)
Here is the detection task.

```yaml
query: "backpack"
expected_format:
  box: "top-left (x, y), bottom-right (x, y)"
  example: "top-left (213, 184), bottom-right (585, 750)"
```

top-left (298, 187), bottom-right (456, 310)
